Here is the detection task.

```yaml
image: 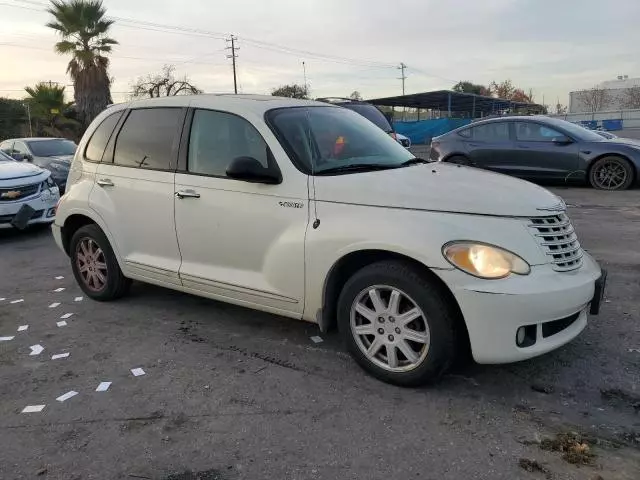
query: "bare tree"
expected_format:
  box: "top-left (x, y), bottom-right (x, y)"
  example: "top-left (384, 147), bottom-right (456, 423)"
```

top-left (349, 90), bottom-right (363, 101)
top-left (271, 84), bottom-right (308, 99)
top-left (622, 85), bottom-right (640, 109)
top-left (554, 101), bottom-right (568, 115)
top-left (131, 65), bottom-right (202, 98)
top-left (575, 86), bottom-right (611, 113)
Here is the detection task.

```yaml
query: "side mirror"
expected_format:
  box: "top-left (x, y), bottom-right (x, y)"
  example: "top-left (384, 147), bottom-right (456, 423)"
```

top-left (226, 156), bottom-right (281, 184)
top-left (552, 135), bottom-right (572, 145)
top-left (11, 153), bottom-right (26, 161)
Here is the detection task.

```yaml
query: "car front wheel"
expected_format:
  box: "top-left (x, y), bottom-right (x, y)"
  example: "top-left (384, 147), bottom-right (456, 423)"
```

top-left (337, 261), bottom-right (458, 386)
top-left (70, 224), bottom-right (131, 301)
top-left (589, 156), bottom-right (634, 190)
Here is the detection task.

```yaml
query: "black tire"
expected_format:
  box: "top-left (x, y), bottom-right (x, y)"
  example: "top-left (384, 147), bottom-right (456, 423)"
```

top-left (70, 224), bottom-right (131, 301)
top-left (337, 261), bottom-right (458, 387)
top-left (446, 155), bottom-right (472, 166)
top-left (589, 156), bottom-right (634, 190)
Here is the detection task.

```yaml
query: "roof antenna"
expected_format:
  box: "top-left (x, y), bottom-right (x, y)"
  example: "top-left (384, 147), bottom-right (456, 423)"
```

top-left (304, 108), bottom-right (320, 229)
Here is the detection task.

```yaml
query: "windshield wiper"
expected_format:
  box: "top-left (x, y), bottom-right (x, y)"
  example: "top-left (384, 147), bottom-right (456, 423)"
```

top-left (315, 164), bottom-right (399, 175)
top-left (400, 157), bottom-right (432, 166)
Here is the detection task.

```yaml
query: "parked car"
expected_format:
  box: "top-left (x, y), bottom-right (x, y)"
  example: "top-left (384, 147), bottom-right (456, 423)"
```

top-left (53, 95), bottom-right (604, 386)
top-left (315, 97), bottom-right (411, 148)
top-left (430, 116), bottom-right (640, 190)
top-left (0, 149), bottom-right (60, 230)
top-left (0, 137), bottom-right (77, 193)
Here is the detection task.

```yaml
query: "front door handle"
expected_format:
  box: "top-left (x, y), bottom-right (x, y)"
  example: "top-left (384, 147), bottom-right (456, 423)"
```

top-left (97, 178), bottom-right (114, 187)
top-left (175, 189), bottom-right (200, 199)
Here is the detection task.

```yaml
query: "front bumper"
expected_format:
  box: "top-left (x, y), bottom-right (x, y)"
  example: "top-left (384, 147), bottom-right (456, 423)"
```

top-left (0, 190), bottom-right (59, 230)
top-left (436, 251), bottom-right (602, 364)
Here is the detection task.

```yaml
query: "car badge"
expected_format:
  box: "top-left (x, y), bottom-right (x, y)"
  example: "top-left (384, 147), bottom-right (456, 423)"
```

top-left (1, 190), bottom-right (21, 199)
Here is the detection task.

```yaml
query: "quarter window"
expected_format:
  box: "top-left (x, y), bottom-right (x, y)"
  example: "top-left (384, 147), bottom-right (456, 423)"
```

top-left (457, 129), bottom-right (471, 138)
top-left (114, 108), bottom-right (183, 169)
top-left (85, 111), bottom-right (123, 162)
top-left (472, 122), bottom-right (510, 141)
top-left (516, 122), bottom-right (563, 142)
top-left (187, 109), bottom-right (270, 177)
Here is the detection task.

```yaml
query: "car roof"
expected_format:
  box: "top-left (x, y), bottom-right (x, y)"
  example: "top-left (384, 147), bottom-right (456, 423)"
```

top-left (6, 137), bottom-right (67, 142)
top-left (466, 115), bottom-right (558, 126)
top-left (119, 94), bottom-right (333, 115)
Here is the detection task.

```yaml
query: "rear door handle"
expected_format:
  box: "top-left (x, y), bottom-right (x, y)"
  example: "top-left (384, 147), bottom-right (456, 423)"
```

top-left (517, 145), bottom-right (531, 149)
top-left (175, 189), bottom-right (200, 199)
top-left (97, 178), bottom-right (114, 187)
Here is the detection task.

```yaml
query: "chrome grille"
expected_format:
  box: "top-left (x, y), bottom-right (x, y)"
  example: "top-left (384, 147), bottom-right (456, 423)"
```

top-left (528, 213), bottom-right (583, 271)
top-left (0, 183), bottom-right (40, 202)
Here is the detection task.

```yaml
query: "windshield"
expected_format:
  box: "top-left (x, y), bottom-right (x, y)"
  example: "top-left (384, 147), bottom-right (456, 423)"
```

top-left (340, 103), bottom-right (393, 133)
top-left (267, 106), bottom-right (414, 175)
top-left (26, 139), bottom-right (77, 157)
top-left (0, 150), bottom-right (14, 162)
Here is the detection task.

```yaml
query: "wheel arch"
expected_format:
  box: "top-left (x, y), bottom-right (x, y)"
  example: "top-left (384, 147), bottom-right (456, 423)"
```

top-left (320, 249), bottom-right (470, 353)
top-left (586, 153), bottom-right (637, 185)
top-left (442, 153), bottom-right (471, 163)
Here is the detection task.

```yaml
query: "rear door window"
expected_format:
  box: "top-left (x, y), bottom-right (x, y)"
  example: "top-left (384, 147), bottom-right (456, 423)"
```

top-left (85, 111), bottom-right (123, 162)
top-left (472, 122), bottom-right (510, 141)
top-left (113, 108), bottom-right (183, 170)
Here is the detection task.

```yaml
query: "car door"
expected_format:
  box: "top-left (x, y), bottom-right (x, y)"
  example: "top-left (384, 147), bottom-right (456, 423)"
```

top-left (465, 121), bottom-right (515, 173)
top-left (174, 108), bottom-right (308, 315)
top-left (513, 121), bottom-right (580, 179)
top-left (89, 107), bottom-right (186, 286)
top-left (11, 141), bottom-right (32, 162)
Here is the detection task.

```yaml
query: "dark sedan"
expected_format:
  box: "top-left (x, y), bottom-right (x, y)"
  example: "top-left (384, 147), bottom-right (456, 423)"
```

top-left (430, 116), bottom-right (640, 190)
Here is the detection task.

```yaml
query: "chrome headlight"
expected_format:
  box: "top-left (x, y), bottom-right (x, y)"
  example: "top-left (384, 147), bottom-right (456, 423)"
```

top-left (443, 242), bottom-right (530, 279)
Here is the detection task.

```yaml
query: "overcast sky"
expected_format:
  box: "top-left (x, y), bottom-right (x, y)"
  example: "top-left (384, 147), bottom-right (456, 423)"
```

top-left (2, 0), bottom-right (639, 107)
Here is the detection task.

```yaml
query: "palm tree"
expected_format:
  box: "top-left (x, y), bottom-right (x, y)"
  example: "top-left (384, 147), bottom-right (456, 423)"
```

top-left (46, 0), bottom-right (117, 128)
top-left (24, 82), bottom-right (78, 137)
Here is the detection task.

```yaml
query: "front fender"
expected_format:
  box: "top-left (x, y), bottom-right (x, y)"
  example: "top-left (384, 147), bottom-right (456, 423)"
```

top-left (302, 201), bottom-right (548, 322)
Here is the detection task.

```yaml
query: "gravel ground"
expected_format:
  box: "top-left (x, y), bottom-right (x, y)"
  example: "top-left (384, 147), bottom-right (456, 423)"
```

top-left (0, 186), bottom-right (639, 480)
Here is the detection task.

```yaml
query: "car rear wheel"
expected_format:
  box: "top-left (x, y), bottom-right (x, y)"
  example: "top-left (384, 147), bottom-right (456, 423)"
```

top-left (589, 156), bottom-right (634, 190)
top-left (337, 261), bottom-right (457, 386)
top-left (70, 224), bottom-right (131, 301)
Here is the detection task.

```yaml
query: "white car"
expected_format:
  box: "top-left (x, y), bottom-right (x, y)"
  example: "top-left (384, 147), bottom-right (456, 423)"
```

top-left (0, 150), bottom-right (59, 230)
top-left (53, 95), bottom-right (604, 386)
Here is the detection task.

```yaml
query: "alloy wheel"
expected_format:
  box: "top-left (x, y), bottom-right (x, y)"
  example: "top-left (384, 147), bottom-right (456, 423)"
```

top-left (592, 159), bottom-right (628, 190)
top-left (76, 238), bottom-right (108, 292)
top-left (350, 285), bottom-right (430, 372)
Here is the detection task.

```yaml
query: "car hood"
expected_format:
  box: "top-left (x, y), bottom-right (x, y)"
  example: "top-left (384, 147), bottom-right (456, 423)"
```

top-left (37, 154), bottom-right (73, 165)
top-left (605, 138), bottom-right (640, 148)
top-left (314, 163), bottom-right (563, 217)
top-left (0, 161), bottom-right (46, 182)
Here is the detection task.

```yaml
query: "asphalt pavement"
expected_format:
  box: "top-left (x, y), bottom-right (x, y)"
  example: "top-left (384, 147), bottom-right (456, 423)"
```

top-left (0, 186), bottom-right (639, 480)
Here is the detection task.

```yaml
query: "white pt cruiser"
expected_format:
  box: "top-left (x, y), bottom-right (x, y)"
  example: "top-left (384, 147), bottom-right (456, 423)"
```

top-left (53, 95), bottom-right (605, 386)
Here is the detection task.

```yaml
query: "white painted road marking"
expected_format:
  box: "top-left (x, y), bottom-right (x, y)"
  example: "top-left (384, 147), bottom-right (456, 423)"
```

top-left (0, 336), bottom-right (15, 341)
top-left (131, 368), bottom-right (146, 377)
top-left (17, 325), bottom-right (28, 332)
top-left (10, 299), bottom-right (24, 304)
top-left (53, 288), bottom-right (65, 293)
top-left (51, 353), bottom-right (70, 360)
top-left (60, 313), bottom-right (74, 319)
top-left (56, 321), bottom-right (67, 327)
top-left (29, 344), bottom-right (44, 356)
top-left (96, 382), bottom-right (112, 392)
top-left (21, 405), bottom-right (45, 413)
top-left (49, 302), bottom-right (61, 308)
top-left (56, 391), bottom-right (78, 402)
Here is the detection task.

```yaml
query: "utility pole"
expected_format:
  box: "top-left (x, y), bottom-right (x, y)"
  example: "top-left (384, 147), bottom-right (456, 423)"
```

top-left (226, 35), bottom-right (239, 94)
top-left (302, 61), bottom-right (308, 95)
top-left (23, 103), bottom-right (33, 137)
top-left (398, 62), bottom-right (407, 120)
top-left (397, 63), bottom-right (407, 96)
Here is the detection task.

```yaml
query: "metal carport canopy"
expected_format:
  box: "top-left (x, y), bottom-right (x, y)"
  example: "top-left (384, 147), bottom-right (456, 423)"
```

top-left (366, 90), bottom-right (543, 114)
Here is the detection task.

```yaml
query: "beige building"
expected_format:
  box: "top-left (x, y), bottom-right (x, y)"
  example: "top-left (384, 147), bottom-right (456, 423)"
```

top-left (569, 75), bottom-right (640, 113)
